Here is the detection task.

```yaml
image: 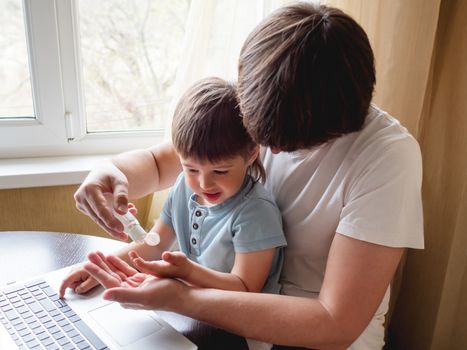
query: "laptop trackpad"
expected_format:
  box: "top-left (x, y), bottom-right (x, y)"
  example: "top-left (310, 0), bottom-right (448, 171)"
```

top-left (88, 302), bottom-right (163, 346)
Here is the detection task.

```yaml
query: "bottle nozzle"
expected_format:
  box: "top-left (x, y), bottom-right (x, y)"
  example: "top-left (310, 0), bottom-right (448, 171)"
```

top-left (144, 232), bottom-right (161, 246)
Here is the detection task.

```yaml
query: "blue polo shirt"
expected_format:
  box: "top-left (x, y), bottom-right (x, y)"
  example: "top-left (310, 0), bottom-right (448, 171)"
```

top-left (160, 174), bottom-right (287, 293)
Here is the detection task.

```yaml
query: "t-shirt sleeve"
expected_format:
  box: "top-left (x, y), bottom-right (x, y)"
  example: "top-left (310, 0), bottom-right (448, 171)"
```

top-left (337, 136), bottom-right (424, 248)
top-left (231, 198), bottom-right (287, 253)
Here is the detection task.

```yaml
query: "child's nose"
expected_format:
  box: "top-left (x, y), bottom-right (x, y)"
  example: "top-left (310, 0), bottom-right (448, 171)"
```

top-left (200, 174), bottom-right (214, 189)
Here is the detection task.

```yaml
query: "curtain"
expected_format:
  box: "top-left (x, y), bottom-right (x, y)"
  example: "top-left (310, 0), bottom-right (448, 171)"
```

top-left (384, 1), bottom-right (467, 349)
top-left (323, 0), bottom-right (441, 136)
top-left (164, 0), bottom-right (267, 131)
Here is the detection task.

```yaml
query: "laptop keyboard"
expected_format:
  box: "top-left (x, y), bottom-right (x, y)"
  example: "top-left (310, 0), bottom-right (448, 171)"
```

top-left (0, 279), bottom-right (108, 350)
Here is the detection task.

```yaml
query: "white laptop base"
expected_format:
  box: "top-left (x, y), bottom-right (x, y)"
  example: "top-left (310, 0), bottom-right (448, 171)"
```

top-left (0, 266), bottom-right (196, 350)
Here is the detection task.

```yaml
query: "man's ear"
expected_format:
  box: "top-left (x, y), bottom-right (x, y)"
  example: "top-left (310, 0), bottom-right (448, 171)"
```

top-left (247, 145), bottom-right (260, 166)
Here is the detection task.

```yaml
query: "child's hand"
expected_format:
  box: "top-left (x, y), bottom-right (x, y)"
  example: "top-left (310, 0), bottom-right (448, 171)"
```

top-left (59, 266), bottom-right (99, 298)
top-left (129, 251), bottom-right (193, 281)
top-left (83, 251), bottom-right (155, 290)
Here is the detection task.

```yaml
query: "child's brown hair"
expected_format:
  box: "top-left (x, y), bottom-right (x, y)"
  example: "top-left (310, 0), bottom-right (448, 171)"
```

top-left (172, 77), bottom-right (265, 182)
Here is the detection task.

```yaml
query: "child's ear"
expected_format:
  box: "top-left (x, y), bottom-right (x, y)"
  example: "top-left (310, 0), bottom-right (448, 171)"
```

top-left (247, 145), bottom-right (260, 165)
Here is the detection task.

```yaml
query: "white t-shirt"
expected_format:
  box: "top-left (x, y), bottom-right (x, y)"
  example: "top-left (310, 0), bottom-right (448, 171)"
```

top-left (260, 104), bottom-right (424, 349)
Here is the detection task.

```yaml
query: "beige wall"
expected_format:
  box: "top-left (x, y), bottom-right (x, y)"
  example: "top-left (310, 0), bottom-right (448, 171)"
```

top-left (0, 185), bottom-right (154, 238)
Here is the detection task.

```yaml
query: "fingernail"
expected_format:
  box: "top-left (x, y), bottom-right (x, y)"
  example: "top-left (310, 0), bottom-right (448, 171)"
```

top-left (103, 293), bottom-right (114, 301)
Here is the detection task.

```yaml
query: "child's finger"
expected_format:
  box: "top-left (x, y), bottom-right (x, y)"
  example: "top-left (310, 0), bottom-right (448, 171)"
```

top-left (128, 250), bottom-right (140, 261)
top-left (128, 251), bottom-right (153, 271)
top-left (128, 251), bottom-right (153, 273)
top-left (88, 251), bottom-right (114, 275)
top-left (75, 276), bottom-right (98, 294)
top-left (59, 269), bottom-right (86, 298)
top-left (83, 262), bottom-right (120, 289)
top-left (132, 257), bottom-right (157, 271)
top-left (162, 251), bottom-right (187, 266)
top-left (134, 259), bottom-right (171, 276)
top-left (107, 254), bottom-right (139, 276)
top-left (102, 253), bottom-right (131, 280)
top-left (91, 251), bottom-right (128, 282)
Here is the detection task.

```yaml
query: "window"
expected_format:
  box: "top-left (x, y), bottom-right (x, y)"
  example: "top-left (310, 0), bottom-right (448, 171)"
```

top-left (0, 0), bottom-right (34, 119)
top-left (78, 0), bottom-right (189, 133)
top-left (0, 0), bottom-right (274, 159)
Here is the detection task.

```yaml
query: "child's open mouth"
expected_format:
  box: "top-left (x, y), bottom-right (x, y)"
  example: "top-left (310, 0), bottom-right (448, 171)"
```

top-left (203, 192), bottom-right (221, 201)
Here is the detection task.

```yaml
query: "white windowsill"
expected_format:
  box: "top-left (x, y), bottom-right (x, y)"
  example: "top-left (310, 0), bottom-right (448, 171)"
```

top-left (0, 155), bottom-right (114, 190)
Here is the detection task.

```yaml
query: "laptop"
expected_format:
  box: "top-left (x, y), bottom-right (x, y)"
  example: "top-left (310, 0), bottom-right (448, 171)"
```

top-left (0, 266), bottom-right (197, 350)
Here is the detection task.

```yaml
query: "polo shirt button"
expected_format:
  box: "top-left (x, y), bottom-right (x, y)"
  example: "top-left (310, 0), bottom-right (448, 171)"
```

top-left (195, 210), bottom-right (202, 217)
top-left (193, 223), bottom-right (199, 229)
top-left (191, 238), bottom-right (197, 245)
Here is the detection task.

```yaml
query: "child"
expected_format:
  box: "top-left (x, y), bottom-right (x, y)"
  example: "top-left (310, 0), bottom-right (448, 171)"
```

top-left (61, 78), bottom-right (286, 335)
top-left (126, 77), bottom-right (286, 298)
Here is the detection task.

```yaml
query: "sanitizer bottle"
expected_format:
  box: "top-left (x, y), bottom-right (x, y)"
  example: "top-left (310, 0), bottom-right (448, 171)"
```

top-left (105, 194), bottom-right (160, 246)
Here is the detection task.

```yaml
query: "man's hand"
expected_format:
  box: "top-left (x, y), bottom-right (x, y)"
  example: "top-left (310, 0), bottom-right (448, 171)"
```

top-left (74, 144), bottom-right (182, 241)
top-left (74, 162), bottom-right (129, 240)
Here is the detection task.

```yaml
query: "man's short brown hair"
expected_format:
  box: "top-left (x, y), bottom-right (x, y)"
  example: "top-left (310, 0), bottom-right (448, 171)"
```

top-left (238, 2), bottom-right (375, 151)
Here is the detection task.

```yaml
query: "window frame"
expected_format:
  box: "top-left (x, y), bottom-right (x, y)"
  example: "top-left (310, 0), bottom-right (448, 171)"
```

top-left (0, 0), bottom-right (166, 159)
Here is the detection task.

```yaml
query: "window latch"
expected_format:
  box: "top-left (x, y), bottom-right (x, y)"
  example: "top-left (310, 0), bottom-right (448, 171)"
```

top-left (65, 112), bottom-right (77, 142)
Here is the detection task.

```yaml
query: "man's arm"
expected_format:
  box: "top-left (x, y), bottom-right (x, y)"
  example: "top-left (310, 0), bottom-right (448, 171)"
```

top-left (112, 141), bottom-right (182, 199)
top-left (90, 233), bottom-right (403, 348)
top-left (74, 141), bottom-right (181, 238)
top-left (172, 234), bottom-right (404, 349)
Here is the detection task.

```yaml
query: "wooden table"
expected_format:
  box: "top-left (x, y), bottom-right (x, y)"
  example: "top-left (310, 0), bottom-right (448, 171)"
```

top-left (0, 231), bottom-right (248, 350)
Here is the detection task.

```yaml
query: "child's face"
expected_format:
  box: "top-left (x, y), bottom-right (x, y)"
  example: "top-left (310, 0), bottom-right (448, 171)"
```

top-left (180, 152), bottom-right (257, 206)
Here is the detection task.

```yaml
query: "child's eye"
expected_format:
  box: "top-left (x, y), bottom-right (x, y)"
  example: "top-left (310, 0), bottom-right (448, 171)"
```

top-left (214, 170), bottom-right (228, 175)
top-left (187, 169), bottom-right (198, 173)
